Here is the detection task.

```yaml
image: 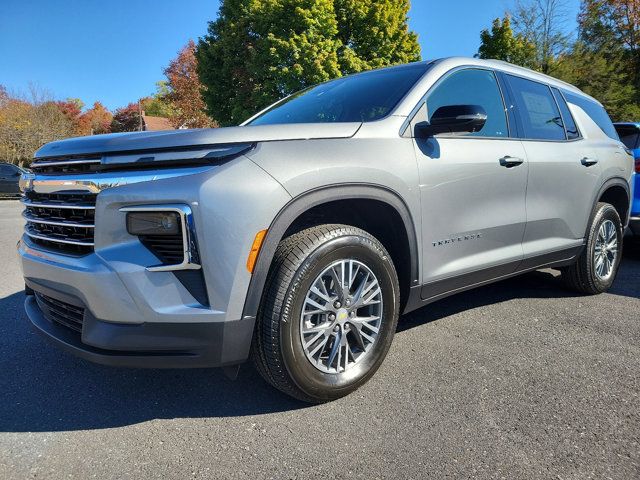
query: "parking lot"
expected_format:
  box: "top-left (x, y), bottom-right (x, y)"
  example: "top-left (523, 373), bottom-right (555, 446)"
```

top-left (0, 198), bottom-right (638, 479)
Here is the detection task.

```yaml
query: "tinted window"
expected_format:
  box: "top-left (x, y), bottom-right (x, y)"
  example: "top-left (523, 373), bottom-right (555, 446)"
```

top-left (0, 164), bottom-right (17, 176)
top-left (614, 126), bottom-right (639, 149)
top-left (506, 75), bottom-right (565, 140)
top-left (551, 87), bottom-right (580, 140)
top-left (249, 63), bottom-right (430, 125)
top-left (426, 69), bottom-right (508, 137)
top-left (563, 92), bottom-right (619, 141)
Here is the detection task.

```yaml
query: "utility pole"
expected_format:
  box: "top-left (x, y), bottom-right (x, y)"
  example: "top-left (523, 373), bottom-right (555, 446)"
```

top-left (138, 100), bottom-right (143, 131)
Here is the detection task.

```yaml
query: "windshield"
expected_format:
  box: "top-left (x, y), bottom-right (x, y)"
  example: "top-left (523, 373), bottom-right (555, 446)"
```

top-left (248, 63), bottom-right (430, 125)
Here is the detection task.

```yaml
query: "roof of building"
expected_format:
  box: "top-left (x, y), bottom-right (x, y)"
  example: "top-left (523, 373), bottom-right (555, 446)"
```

top-left (142, 115), bottom-right (173, 131)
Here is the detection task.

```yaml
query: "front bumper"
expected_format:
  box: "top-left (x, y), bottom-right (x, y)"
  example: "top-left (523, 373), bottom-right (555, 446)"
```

top-left (25, 287), bottom-right (254, 368)
top-left (17, 158), bottom-right (292, 368)
top-left (23, 268), bottom-right (256, 368)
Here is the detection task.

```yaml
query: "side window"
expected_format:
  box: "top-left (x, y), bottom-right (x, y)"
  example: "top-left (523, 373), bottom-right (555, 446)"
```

top-left (0, 165), bottom-right (14, 176)
top-left (563, 91), bottom-right (619, 141)
top-left (624, 132), bottom-right (640, 149)
top-left (426, 69), bottom-right (508, 138)
top-left (506, 75), bottom-right (565, 141)
top-left (551, 87), bottom-right (580, 140)
top-left (615, 126), bottom-right (640, 149)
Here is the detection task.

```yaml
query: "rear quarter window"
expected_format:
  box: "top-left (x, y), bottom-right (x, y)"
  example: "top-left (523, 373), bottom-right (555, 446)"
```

top-left (551, 88), bottom-right (580, 140)
top-left (563, 91), bottom-right (619, 141)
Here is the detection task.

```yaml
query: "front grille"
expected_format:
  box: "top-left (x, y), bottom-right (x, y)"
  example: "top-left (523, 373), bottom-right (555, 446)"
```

top-left (22, 191), bottom-right (96, 255)
top-left (30, 157), bottom-right (102, 175)
top-left (34, 291), bottom-right (85, 332)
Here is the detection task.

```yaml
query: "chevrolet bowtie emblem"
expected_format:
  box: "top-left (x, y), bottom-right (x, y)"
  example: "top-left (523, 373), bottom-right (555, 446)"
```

top-left (19, 172), bottom-right (35, 192)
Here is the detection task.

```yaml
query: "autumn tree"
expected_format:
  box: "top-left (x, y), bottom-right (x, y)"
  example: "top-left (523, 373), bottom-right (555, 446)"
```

top-left (110, 103), bottom-right (142, 133)
top-left (164, 41), bottom-right (213, 128)
top-left (0, 86), bottom-right (75, 166)
top-left (78, 101), bottom-right (113, 135)
top-left (477, 16), bottom-right (537, 68)
top-left (196, 0), bottom-right (421, 126)
top-left (55, 98), bottom-right (84, 134)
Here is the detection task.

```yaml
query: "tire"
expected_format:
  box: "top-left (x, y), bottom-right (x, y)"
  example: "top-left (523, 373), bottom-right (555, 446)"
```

top-left (562, 202), bottom-right (623, 294)
top-left (252, 224), bottom-right (400, 403)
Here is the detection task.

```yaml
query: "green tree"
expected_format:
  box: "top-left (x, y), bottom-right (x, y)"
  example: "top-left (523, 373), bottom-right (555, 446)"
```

top-left (334, 0), bottom-right (420, 74)
top-left (551, 44), bottom-right (640, 121)
top-left (550, 0), bottom-right (640, 121)
top-left (141, 82), bottom-right (175, 119)
top-left (578, 0), bottom-right (640, 95)
top-left (196, 0), bottom-right (421, 126)
top-left (477, 16), bottom-right (537, 68)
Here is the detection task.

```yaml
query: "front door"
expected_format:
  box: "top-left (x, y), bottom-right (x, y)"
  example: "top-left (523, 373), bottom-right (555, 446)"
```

top-left (412, 68), bottom-right (528, 299)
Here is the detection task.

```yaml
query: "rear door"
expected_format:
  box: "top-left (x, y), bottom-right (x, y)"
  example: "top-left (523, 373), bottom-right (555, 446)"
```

top-left (412, 68), bottom-right (528, 298)
top-left (502, 74), bottom-right (600, 260)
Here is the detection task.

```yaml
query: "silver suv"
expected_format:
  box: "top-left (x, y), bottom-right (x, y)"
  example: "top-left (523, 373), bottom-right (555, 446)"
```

top-left (18, 58), bottom-right (634, 402)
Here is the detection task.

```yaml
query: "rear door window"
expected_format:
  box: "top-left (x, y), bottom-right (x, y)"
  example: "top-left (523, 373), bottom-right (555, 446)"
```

top-left (505, 75), bottom-right (566, 141)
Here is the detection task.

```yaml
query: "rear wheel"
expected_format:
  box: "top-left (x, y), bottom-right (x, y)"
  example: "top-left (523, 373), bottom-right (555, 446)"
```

top-left (252, 224), bottom-right (400, 403)
top-left (562, 202), bottom-right (623, 294)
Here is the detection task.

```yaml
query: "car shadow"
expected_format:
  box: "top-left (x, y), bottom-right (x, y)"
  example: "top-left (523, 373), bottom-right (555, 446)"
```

top-left (0, 237), bottom-right (638, 433)
top-left (0, 290), bottom-right (306, 433)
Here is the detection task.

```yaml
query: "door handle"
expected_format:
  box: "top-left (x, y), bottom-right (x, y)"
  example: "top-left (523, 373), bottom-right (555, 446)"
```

top-left (581, 157), bottom-right (598, 167)
top-left (499, 156), bottom-right (524, 168)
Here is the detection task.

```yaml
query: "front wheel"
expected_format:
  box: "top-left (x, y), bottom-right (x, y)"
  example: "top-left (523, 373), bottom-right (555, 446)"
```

top-left (562, 202), bottom-right (623, 294)
top-left (252, 224), bottom-right (400, 403)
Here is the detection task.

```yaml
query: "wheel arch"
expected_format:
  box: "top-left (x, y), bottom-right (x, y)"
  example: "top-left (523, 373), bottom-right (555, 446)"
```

top-left (593, 177), bottom-right (631, 229)
top-left (241, 184), bottom-right (420, 320)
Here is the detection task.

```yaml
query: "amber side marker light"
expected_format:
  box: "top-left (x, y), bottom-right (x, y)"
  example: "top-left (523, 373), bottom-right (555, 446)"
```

top-left (247, 229), bottom-right (268, 273)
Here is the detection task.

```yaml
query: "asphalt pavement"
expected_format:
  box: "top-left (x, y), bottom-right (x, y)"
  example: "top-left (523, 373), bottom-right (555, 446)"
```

top-left (0, 199), bottom-right (638, 479)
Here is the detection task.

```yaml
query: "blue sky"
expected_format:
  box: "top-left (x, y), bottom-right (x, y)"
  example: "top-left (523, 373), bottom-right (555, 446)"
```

top-left (0, 0), bottom-right (580, 111)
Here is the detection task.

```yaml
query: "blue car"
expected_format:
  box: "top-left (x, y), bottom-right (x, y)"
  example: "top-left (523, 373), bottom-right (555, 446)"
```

top-left (614, 123), bottom-right (640, 235)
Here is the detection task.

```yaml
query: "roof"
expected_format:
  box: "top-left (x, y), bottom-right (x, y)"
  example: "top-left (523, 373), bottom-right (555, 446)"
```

top-left (613, 122), bottom-right (640, 128)
top-left (142, 115), bottom-right (174, 131)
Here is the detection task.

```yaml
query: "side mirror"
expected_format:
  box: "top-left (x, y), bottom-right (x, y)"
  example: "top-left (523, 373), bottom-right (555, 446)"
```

top-left (13, 171), bottom-right (21, 177)
top-left (415, 104), bottom-right (487, 138)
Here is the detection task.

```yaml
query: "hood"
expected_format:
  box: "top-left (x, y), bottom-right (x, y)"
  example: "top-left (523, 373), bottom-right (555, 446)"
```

top-left (35, 123), bottom-right (362, 159)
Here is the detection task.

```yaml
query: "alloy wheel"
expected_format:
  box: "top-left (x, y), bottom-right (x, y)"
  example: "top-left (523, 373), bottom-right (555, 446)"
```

top-left (299, 259), bottom-right (383, 374)
top-left (593, 219), bottom-right (618, 280)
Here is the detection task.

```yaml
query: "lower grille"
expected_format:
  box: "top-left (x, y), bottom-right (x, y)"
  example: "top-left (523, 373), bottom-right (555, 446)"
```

top-left (22, 191), bottom-right (96, 255)
top-left (34, 292), bottom-right (85, 332)
top-left (140, 233), bottom-right (185, 264)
